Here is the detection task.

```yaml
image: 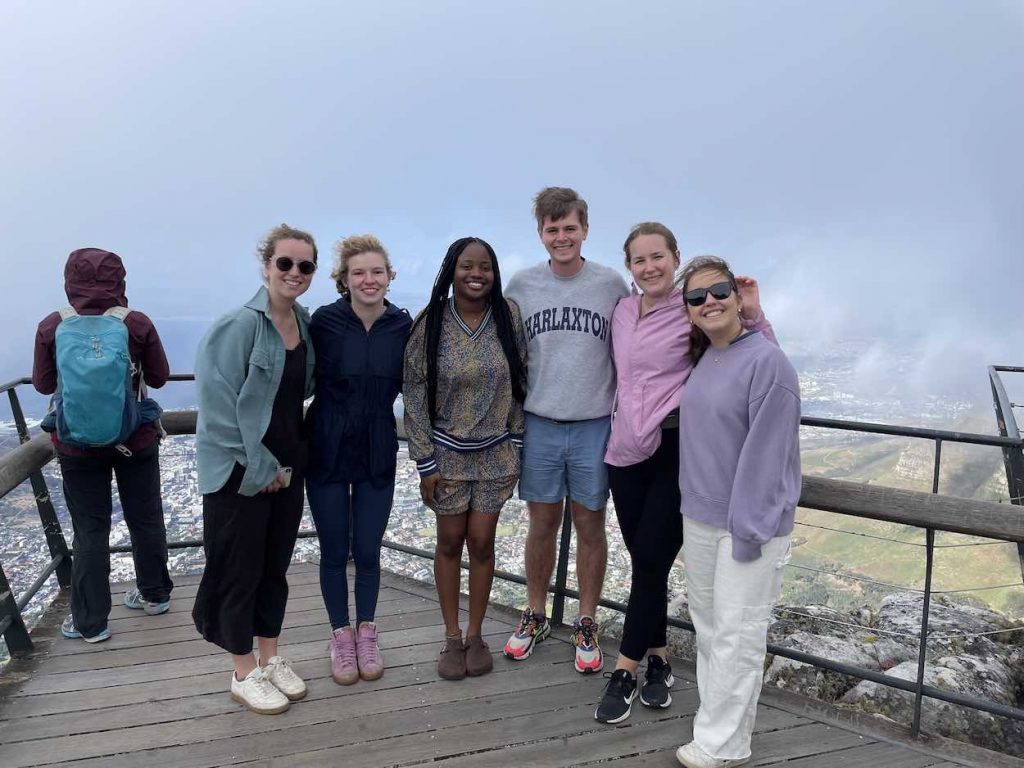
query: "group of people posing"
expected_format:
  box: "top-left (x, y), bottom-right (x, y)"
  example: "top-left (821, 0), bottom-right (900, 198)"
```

top-left (34, 186), bottom-right (801, 768)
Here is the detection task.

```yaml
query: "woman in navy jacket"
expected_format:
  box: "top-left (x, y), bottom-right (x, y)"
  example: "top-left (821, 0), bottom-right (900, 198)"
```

top-left (306, 234), bottom-right (411, 685)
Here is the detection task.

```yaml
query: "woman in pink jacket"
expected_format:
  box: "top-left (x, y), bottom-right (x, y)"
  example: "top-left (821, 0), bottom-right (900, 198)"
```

top-left (594, 222), bottom-right (775, 725)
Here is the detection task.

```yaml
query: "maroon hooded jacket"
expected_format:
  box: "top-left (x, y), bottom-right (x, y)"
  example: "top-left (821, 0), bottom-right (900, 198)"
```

top-left (32, 248), bottom-right (171, 455)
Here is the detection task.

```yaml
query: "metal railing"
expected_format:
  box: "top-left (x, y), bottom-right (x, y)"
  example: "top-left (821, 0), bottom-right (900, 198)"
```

top-left (2, 370), bottom-right (1024, 742)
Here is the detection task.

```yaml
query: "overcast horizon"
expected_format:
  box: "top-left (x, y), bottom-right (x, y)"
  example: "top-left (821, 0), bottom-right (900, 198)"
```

top-left (2, 0), bottom-right (1022, 415)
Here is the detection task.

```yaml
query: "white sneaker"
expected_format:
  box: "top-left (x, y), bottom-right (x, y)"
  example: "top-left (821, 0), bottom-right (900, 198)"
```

top-left (230, 668), bottom-right (290, 714)
top-left (264, 655), bottom-right (307, 701)
top-left (675, 741), bottom-right (750, 768)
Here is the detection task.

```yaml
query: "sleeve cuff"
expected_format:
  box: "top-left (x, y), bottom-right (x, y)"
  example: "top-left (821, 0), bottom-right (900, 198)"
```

top-left (415, 456), bottom-right (438, 477)
top-left (510, 433), bottom-right (523, 449)
top-left (731, 536), bottom-right (763, 563)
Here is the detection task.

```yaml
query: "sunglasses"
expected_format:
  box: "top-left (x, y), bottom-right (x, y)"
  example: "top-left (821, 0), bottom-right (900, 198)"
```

top-left (684, 281), bottom-right (734, 307)
top-left (274, 256), bottom-right (317, 275)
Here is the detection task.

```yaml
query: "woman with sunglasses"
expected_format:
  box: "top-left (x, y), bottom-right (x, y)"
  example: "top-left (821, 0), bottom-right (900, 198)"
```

top-left (674, 255), bottom-right (800, 768)
top-left (403, 237), bottom-right (527, 681)
top-left (596, 224), bottom-right (775, 726)
top-left (193, 224), bottom-right (318, 715)
top-left (306, 235), bottom-right (411, 685)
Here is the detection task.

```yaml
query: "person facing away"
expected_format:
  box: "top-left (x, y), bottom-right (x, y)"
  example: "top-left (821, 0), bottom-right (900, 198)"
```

top-left (306, 234), bottom-right (411, 686)
top-left (403, 236), bottom-right (527, 681)
top-left (32, 247), bottom-right (173, 644)
top-left (192, 223), bottom-right (317, 716)
top-left (595, 223), bottom-right (775, 726)
top-left (675, 255), bottom-right (800, 768)
top-left (502, 186), bottom-right (629, 674)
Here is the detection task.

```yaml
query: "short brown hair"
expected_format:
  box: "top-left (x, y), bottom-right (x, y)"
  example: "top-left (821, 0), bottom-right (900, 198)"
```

top-left (257, 223), bottom-right (318, 265)
top-left (330, 234), bottom-right (394, 296)
top-left (622, 222), bottom-right (680, 269)
top-left (533, 186), bottom-right (589, 229)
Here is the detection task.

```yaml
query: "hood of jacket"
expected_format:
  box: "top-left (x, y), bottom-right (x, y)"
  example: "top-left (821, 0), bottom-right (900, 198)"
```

top-left (63, 248), bottom-right (128, 313)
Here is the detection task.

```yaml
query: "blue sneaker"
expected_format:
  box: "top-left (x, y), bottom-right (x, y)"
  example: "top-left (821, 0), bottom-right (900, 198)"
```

top-left (60, 614), bottom-right (111, 643)
top-left (124, 588), bottom-right (170, 615)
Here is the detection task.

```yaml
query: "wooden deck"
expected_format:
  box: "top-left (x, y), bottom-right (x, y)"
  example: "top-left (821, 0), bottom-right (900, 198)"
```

top-left (0, 564), bottom-right (1016, 768)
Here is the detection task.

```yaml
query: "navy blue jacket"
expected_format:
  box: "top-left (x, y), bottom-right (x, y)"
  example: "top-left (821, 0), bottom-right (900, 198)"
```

top-left (307, 298), bottom-right (412, 485)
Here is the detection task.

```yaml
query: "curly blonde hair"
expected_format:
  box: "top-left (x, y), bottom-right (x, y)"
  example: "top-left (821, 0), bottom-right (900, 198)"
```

top-left (331, 234), bottom-right (395, 296)
top-left (257, 223), bottom-right (318, 265)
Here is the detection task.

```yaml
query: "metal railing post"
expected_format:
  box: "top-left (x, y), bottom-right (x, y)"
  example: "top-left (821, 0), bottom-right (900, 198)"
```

top-left (7, 387), bottom-right (72, 589)
top-left (549, 495), bottom-right (573, 626)
top-left (0, 559), bottom-right (32, 654)
top-left (911, 439), bottom-right (942, 738)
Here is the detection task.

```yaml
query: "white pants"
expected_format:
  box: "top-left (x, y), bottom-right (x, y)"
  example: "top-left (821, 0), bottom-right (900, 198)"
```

top-left (683, 516), bottom-right (790, 761)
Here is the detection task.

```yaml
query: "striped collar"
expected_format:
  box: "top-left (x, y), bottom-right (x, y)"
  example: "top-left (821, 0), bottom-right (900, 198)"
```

top-left (448, 296), bottom-right (492, 340)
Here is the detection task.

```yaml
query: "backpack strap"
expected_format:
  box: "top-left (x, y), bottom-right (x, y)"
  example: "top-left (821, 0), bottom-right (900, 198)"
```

top-left (104, 306), bottom-right (132, 321)
top-left (58, 306), bottom-right (78, 321)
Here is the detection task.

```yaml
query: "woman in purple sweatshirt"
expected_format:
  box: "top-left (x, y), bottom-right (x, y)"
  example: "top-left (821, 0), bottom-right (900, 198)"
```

top-left (596, 224), bottom-right (773, 726)
top-left (675, 255), bottom-right (801, 768)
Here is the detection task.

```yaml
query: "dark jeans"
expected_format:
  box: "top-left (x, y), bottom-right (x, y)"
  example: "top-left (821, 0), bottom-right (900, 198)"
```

top-left (58, 440), bottom-right (173, 637)
top-left (607, 428), bottom-right (683, 663)
top-left (306, 477), bottom-right (395, 628)
top-left (192, 464), bottom-right (305, 655)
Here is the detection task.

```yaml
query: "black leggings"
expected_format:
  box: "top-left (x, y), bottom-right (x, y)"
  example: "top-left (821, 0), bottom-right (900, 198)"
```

top-left (607, 428), bottom-right (683, 663)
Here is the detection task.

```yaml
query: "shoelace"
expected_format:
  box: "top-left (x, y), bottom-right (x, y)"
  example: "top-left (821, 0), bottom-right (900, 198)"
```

top-left (575, 620), bottom-right (597, 646)
top-left (358, 630), bottom-right (380, 664)
top-left (251, 668), bottom-right (279, 698)
top-left (332, 634), bottom-right (357, 665)
top-left (516, 611), bottom-right (538, 636)
top-left (602, 670), bottom-right (632, 697)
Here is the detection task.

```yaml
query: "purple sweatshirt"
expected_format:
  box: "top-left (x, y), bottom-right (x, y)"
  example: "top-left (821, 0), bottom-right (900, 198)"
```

top-left (679, 331), bottom-right (801, 562)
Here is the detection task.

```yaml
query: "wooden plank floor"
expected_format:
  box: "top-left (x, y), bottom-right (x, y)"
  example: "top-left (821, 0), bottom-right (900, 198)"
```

top-left (0, 563), bottom-right (1012, 767)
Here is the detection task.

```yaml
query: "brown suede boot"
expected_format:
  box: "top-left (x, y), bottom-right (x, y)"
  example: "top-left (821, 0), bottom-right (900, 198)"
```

top-left (464, 636), bottom-right (494, 676)
top-left (437, 634), bottom-right (466, 680)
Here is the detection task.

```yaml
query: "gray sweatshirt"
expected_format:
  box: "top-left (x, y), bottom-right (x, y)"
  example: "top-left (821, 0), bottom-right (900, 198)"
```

top-left (505, 260), bottom-right (629, 420)
top-left (679, 331), bottom-right (802, 562)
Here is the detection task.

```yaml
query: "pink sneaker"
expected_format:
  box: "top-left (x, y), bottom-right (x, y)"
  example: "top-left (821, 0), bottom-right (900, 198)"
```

top-left (356, 622), bottom-right (384, 681)
top-left (330, 627), bottom-right (359, 685)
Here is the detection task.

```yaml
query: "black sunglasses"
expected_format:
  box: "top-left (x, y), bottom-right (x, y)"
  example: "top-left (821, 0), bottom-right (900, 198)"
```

top-left (683, 281), bottom-right (734, 307)
top-left (274, 256), bottom-right (317, 275)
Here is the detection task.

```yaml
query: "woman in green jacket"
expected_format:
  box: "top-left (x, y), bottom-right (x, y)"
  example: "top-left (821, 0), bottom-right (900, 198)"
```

top-left (192, 223), bottom-right (317, 715)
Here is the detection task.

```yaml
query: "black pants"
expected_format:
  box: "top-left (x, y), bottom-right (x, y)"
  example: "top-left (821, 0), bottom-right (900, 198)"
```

top-left (607, 428), bottom-right (683, 663)
top-left (58, 441), bottom-right (173, 637)
top-left (192, 464), bottom-right (305, 655)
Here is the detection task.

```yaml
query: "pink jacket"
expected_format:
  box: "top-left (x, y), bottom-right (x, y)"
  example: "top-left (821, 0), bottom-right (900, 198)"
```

top-left (604, 289), bottom-right (775, 467)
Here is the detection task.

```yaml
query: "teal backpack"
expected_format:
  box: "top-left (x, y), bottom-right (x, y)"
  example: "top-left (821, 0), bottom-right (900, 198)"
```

top-left (42, 306), bottom-right (161, 450)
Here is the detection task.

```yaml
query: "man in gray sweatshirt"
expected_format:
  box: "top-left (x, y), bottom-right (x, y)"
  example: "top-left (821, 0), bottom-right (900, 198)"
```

top-left (502, 187), bottom-right (629, 673)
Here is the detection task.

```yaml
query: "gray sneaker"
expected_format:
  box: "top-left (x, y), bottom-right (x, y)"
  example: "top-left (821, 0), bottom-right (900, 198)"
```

top-left (124, 588), bottom-right (170, 616)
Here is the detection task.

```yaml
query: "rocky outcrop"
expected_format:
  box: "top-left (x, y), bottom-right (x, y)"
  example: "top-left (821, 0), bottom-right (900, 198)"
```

top-left (659, 591), bottom-right (1024, 756)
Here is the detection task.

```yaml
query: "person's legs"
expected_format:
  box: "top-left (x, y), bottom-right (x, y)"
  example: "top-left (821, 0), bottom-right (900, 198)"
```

top-left (684, 517), bottom-right (789, 761)
top-left (350, 479), bottom-right (395, 624)
top-left (306, 479), bottom-right (354, 629)
top-left (253, 479), bottom-right (305, 648)
top-left (58, 452), bottom-right (114, 638)
top-left (434, 497), bottom-right (470, 680)
top-left (524, 501), bottom-right (563, 613)
top-left (114, 441), bottom-right (173, 605)
top-left (464, 509), bottom-right (500, 639)
top-left (607, 461), bottom-right (647, 673)
top-left (566, 416), bottom-right (612, 620)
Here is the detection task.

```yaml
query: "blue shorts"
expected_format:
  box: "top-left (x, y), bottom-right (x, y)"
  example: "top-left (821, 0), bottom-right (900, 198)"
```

top-left (519, 413), bottom-right (611, 511)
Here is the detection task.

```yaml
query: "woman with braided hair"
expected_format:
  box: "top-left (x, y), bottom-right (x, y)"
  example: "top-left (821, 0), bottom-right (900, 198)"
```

top-left (403, 236), bottom-right (527, 680)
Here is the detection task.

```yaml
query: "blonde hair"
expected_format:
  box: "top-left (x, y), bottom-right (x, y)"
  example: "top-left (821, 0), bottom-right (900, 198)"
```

top-left (331, 234), bottom-right (394, 296)
top-left (257, 223), bottom-right (317, 265)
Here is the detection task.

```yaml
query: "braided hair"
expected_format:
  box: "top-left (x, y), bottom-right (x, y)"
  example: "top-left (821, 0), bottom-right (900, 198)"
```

top-left (411, 237), bottom-right (527, 423)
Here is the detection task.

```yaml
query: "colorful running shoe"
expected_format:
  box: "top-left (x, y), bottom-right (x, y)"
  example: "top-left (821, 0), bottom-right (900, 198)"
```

top-left (503, 608), bottom-right (551, 660)
top-left (571, 615), bottom-right (603, 674)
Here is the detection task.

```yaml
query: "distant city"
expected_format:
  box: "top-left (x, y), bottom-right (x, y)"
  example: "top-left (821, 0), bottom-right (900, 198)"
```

top-left (2, 338), bottom-right (1021, 664)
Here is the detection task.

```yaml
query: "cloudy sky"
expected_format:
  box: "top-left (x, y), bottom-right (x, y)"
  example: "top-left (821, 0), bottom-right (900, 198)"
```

top-left (1, 0), bottom-right (1022, 409)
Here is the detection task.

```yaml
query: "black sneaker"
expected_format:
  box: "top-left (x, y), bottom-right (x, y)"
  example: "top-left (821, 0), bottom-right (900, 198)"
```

top-left (594, 669), bottom-right (637, 723)
top-left (639, 655), bottom-right (674, 708)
